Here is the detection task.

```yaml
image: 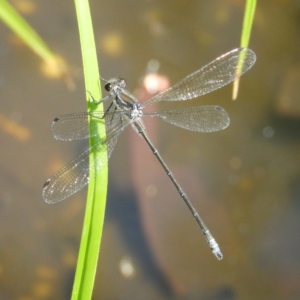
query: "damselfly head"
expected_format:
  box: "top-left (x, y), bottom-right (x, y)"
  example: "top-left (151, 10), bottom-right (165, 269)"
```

top-left (104, 78), bottom-right (126, 92)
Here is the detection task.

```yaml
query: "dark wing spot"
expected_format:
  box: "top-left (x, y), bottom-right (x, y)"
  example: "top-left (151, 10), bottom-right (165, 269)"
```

top-left (43, 179), bottom-right (51, 188)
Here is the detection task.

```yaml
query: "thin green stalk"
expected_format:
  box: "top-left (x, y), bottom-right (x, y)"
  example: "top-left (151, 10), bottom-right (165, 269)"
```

top-left (0, 0), bottom-right (71, 86)
top-left (0, 0), bottom-right (53, 60)
top-left (240, 0), bottom-right (257, 48)
top-left (72, 0), bottom-right (107, 299)
top-left (233, 0), bottom-right (257, 99)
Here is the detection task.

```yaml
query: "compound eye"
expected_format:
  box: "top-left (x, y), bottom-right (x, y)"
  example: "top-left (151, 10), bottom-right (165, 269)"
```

top-left (104, 83), bottom-right (112, 91)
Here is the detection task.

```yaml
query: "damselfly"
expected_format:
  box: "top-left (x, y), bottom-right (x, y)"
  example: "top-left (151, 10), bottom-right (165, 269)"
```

top-left (42, 48), bottom-right (256, 259)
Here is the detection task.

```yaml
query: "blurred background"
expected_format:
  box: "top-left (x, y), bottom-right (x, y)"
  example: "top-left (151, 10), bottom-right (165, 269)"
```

top-left (1, 0), bottom-right (300, 299)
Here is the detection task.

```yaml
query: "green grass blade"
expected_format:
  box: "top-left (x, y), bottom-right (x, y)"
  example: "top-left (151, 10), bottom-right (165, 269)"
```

top-left (71, 0), bottom-right (107, 300)
top-left (0, 0), bottom-right (73, 86)
top-left (233, 0), bottom-right (257, 99)
top-left (240, 0), bottom-right (257, 48)
top-left (0, 0), bottom-right (52, 60)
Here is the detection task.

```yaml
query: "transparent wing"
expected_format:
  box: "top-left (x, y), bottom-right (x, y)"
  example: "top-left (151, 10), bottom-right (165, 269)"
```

top-left (51, 110), bottom-right (126, 141)
top-left (143, 48), bottom-right (256, 107)
top-left (144, 106), bottom-right (230, 132)
top-left (42, 120), bottom-right (131, 204)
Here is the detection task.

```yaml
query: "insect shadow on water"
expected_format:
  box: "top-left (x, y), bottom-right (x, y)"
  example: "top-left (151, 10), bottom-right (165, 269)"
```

top-left (42, 48), bottom-right (256, 259)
